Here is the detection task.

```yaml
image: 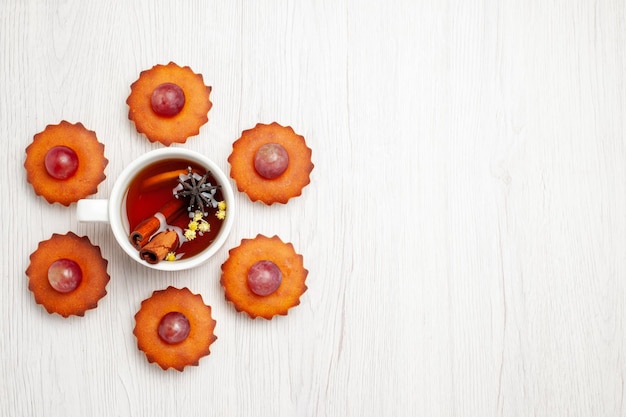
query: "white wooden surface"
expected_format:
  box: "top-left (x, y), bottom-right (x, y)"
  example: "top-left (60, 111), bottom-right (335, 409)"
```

top-left (2, 0), bottom-right (626, 416)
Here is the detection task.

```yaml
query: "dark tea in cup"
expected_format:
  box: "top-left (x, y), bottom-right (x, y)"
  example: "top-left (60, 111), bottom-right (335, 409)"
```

top-left (126, 158), bottom-right (227, 264)
top-left (77, 148), bottom-right (234, 271)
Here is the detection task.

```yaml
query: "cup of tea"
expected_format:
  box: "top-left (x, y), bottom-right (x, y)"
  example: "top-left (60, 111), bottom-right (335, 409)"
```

top-left (76, 148), bottom-right (235, 271)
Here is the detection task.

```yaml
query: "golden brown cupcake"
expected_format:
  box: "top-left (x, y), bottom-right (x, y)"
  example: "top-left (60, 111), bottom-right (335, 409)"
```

top-left (228, 122), bottom-right (313, 204)
top-left (26, 232), bottom-right (110, 317)
top-left (126, 62), bottom-right (212, 146)
top-left (221, 235), bottom-right (308, 319)
top-left (24, 121), bottom-right (108, 206)
top-left (133, 287), bottom-right (217, 371)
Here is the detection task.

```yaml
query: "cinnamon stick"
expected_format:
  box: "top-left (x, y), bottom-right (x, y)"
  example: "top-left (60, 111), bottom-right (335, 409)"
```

top-left (129, 198), bottom-right (187, 250)
top-left (139, 230), bottom-right (180, 264)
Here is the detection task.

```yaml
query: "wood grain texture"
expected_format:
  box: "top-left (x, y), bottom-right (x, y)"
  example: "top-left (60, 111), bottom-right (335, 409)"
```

top-left (2, 0), bottom-right (625, 416)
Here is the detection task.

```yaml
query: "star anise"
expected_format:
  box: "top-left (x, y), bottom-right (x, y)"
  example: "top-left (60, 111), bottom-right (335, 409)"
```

top-left (174, 167), bottom-right (221, 215)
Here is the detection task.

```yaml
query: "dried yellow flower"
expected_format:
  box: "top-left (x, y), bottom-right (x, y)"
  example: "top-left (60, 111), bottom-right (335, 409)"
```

top-left (184, 229), bottom-right (197, 241)
top-left (198, 221), bottom-right (210, 233)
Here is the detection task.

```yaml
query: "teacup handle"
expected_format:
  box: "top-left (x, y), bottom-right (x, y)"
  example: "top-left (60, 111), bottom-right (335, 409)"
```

top-left (76, 199), bottom-right (109, 223)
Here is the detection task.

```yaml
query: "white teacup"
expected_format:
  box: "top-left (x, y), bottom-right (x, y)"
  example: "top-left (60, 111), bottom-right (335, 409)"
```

top-left (76, 148), bottom-right (235, 271)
